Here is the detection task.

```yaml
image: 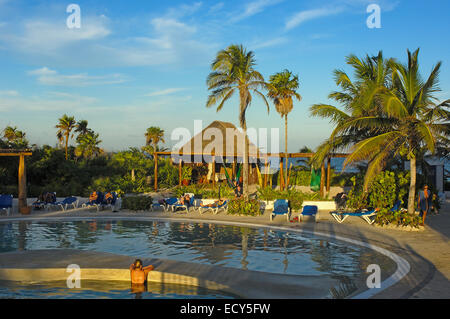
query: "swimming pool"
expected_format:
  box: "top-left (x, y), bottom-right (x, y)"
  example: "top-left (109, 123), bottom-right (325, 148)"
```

top-left (0, 218), bottom-right (398, 298)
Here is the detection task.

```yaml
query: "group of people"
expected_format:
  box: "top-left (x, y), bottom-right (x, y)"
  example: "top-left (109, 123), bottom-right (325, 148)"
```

top-left (32, 191), bottom-right (56, 209)
top-left (87, 191), bottom-right (116, 205)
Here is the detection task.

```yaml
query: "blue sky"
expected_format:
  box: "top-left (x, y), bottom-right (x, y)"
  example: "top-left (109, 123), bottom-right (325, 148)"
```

top-left (0, 0), bottom-right (449, 152)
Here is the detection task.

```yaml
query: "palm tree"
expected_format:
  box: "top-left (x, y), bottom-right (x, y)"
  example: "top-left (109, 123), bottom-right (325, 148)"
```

top-left (309, 51), bottom-right (396, 187)
top-left (75, 120), bottom-right (91, 141)
top-left (342, 49), bottom-right (449, 215)
top-left (2, 126), bottom-right (26, 142)
top-left (144, 127), bottom-right (165, 154)
top-left (2, 126), bottom-right (28, 148)
top-left (206, 44), bottom-right (270, 197)
top-left (75, 131), bottom-right (103, 160)
top-left (55, 114), bottom-right (76, 160)
top-left (297, 146), bottom-right (313, 170)
top-left (267, 69), bottom-right (302, 188)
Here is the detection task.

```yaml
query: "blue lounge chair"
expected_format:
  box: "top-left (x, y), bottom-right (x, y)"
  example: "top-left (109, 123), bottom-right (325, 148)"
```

top-left (270, 199), bottom-right (291, 222)
top-left (198, 200), bottom-right (229, 215)
top-left (331, 200), bottom-right (402, 224)
top-left (299, 205), bottom-right (318, 222)
top-left (82, 191), bottom-right (104, 210)
top-left (0, 194), bottom-right (13, 216)
top-left (172, 196), bottom-right (195, 213)
top-left (99, 192), bottom-right (118, 211)
top-left (50, 196), bottom-right (78, 211)
top-left (155, 197), bottom-right (178, 212)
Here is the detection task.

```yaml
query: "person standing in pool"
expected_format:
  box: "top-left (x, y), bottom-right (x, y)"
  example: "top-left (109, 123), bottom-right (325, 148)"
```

top-left (130, 259), bottom-right (154, 284)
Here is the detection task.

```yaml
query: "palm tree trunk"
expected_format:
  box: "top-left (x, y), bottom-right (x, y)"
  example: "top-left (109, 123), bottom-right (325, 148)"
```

top-left (284, 114), bottom-right (288, 190)
top-left (240, 90), bottom-right (249, 198)
top-left (408, 156), bottom-right (417, 215)
top-left (65, 134), bottom-right (69, 160)
top-left (242, 126), bottom-right (249, 198)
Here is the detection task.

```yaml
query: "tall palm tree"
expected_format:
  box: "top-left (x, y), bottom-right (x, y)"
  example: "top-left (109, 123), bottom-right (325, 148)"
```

top-left (267, 69), bottom-right (302, 188)
top-left (206, 44), bottom-right (270, 197)
top-left (342, 49), bottom-right (449, 215)
top-left (144, 127), bottom-right (165, 154)
top-left (75, 131), bottom-right (103, 160)
top-left (55, 114), bottom-right (76, 160)
top-left (309, 51), bottom-right (396, 187)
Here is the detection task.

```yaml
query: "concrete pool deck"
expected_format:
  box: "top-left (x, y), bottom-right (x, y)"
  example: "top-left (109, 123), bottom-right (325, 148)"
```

top-left (0, 199), bottom-right (449, 298)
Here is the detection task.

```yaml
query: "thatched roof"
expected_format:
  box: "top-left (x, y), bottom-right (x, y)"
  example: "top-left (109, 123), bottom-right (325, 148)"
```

top-left (176, 121), bottom-right (262, 160)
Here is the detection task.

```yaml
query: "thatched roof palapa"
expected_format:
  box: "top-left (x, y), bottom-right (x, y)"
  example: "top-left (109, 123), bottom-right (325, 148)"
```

top-left (176, 121), bottom-right (262, 163)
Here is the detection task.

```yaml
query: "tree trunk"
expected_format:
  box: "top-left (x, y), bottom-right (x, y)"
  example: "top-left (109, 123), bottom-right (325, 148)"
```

top-left (65, 134), bottom-right (69, 160)
top-left (242, 126), bottom-right (249, 198)
top-left (284, 115), bottom-right (288, 190)
top-left (408, 156), bottom-right (417, 215)
top-left (239, 89), bottom-right (249, 198)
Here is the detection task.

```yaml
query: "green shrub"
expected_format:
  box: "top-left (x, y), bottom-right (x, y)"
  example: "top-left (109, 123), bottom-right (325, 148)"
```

top-left (346, 170), bottom-right (412, 210)
top-left (227, 198), bottom-right (261, 216)
top-left (121, 196), bottom-right (153, 211)
top-left (374, 208), bottom-right (422, 228)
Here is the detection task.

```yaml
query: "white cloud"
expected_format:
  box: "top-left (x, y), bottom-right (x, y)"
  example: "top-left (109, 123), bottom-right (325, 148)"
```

top-left (167, 2), bottom-right (203, 18)
top-left (0, 90), bottom-right (19, 97)
top-left (251, 37), bottom-right (288, 49)
top-left (232, 0), bottom-right (284, 22)
top-left (146, 88), bottom-right (187, 97)
top-left (285, 6), bottom-right (344, 30)
top-left (209, 2), bottom-right (224, 13)
top-left (0, 16), bottom-right (111, 54)
top-left (28, 67), bottom-right (127, 87)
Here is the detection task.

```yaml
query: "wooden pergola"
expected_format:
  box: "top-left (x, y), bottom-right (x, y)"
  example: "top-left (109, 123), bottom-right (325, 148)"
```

top-left (152, 150), bottom-right (348, 196)
top-left (0, 149), bottom-right (32, 212)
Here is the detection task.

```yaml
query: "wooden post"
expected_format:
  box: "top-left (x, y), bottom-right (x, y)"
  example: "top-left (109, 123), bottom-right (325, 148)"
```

top-left (279, 157), bottom-right (284, 191)
top-left (18, 154), bottom-right (27, 212)
top-left (212, 156), bottom-right (216, 188)
top-left (320, 161), bottom-right (325, 197)
top-left (154, 153), bottom-right (158, 191)
top-left (232, 160), bottom-right (236, 182)
top-left (326, 157), bottom-right (331, 193)
top-left (179, 160), bottom-right (182, 186)
top-left (264, 157), bottom-right (268, 187)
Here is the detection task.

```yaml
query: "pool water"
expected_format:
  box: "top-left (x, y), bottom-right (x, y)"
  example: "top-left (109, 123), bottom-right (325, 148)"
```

top-left (0, 219), bottom-right (397, 298)
top-left (0, 280), bottom-right (236, 299)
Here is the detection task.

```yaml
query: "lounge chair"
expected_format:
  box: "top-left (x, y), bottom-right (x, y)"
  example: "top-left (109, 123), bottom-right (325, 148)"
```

top-left (330, 200), bottom-right (402, 224)
top-left (198, 200), bottom-right (229, 215)
top-left (155, 197), bottom-right (178, 212)
top-left (0, 194), bottom-right (13, 216)
top-left (82, 191), bottom-right (104, 210)
top-left (32, 192), bottom-right (57, 211)
top-left (50, 196), bottom-right (78, 211)
top-left (270, 199), bottom-right (291, 222)
top-left (298, 205), bottom-right (318, 222)
top-left (172, 196), bottom-right (195, 213)
top-left (99, 192), bottom-right (118, 211)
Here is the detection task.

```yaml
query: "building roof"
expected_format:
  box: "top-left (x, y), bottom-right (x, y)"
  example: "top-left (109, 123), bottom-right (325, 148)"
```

top-left (176, 120), bottom-right (262, 158)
